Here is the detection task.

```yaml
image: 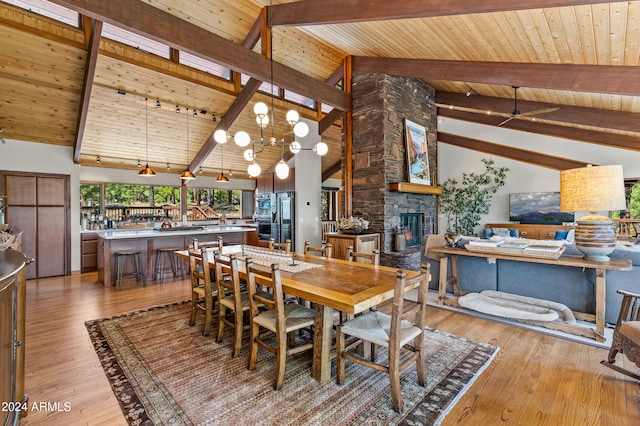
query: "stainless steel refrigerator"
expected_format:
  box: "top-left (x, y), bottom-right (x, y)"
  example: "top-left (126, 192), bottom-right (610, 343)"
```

top-left (271, 192), bottom-right (295, 251)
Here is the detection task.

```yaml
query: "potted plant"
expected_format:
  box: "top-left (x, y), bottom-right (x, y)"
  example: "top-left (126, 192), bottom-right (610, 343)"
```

top-left (439, 158), bottom-right (509, 236)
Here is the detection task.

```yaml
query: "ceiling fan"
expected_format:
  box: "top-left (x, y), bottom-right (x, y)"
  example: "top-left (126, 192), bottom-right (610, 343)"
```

top-left (497, 86), bottom-right (559, 127)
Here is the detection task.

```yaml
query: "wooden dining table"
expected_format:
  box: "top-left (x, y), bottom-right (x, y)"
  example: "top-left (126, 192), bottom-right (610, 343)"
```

top-left (175, 245), bottom-right (423, 382)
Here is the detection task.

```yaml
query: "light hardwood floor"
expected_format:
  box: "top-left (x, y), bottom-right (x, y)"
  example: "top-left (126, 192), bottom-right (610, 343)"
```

top-left (18, 272), bottom-right (640, 425)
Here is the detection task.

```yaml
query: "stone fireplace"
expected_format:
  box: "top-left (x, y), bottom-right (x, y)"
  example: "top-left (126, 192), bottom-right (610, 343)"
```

top-left (349, 73), bottom-right (438, 271)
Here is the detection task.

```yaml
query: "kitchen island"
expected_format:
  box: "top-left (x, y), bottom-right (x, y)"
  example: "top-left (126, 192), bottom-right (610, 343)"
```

top-left (96, 226), bottom-right (258, 287)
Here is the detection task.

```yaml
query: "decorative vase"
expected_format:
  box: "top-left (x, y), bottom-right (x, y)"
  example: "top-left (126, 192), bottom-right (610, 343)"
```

top-left (394, 233), bottom-right (407, 251)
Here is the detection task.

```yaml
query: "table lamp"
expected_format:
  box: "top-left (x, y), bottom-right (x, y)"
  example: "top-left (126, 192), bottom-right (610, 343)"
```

top-left (560, 164), bottom-right (626, 262)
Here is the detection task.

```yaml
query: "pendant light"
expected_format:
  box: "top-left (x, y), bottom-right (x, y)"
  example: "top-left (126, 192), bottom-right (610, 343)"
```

top-left (216, 144), bottom-right (229, 182)
top-left (180, 107), bottom-right (196, 180)
top-left (139, 98), bottom-right (156, 176)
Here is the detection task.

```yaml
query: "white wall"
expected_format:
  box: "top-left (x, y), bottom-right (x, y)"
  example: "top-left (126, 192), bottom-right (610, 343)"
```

top-left (294, 118), bottom-right (323, 250)
top-left (437, 117), bottom-right (640, 234)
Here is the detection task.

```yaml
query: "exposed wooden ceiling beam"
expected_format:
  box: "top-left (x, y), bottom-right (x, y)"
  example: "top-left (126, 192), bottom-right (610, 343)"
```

top-left (48, 0), bottom-right (349, 111)
top-left (319, 108), bottom-right (342, 134)
top-left (73, 18), bottom-right (102, 163)
top-left (437, 132), bottom-right (591, 170)
top-left (437, 108), bottom-right (640, 151)
top-left (322, 160), bottom-right (342, 182)
top-left (353, 57), bottom-right (640, 97)
top-left (270, 0), bottom-right (623, 26)
top-left (436, 91), bottom-right (640, 135)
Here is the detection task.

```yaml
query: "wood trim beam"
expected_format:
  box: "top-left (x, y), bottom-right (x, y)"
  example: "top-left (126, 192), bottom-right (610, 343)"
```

top-left (437, 132), bottom-right (591, 170)
top-left (436, 91), bottom-right (640, 134)
top-left (322, 161), bottom-right (342, 182)
top-left (344, 56), bottom-right (354, 217)
top-left (438, 108), bottom-right (640, 151)
top-left (319, 108), bottom-right (342, 134)
top-left (326, 63), bottom-right (344, 87)
top-left (352, 57), bottom-right (640, 96)
top-left (73, 18), bottom-right (102, 163)
top-left (269, 0), bottom-right (622, 26)
top-left (48, 0), bottom-right (349, 110)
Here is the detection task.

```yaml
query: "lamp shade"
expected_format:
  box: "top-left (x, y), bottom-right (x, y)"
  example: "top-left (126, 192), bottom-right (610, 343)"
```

top-left (560, 165), bottom-right (625, 215)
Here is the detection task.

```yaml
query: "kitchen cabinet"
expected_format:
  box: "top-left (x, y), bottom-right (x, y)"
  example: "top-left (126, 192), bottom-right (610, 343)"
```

top-left (0, 249), bottom-right (29, 424)
top-left (81, 232), bottom-right (98, 272)
top-left (324, 232), bottom-right (380, 260)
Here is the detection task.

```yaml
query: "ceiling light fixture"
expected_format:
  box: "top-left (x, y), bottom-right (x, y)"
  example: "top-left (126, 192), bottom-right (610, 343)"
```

top-left (96, 155), bottom-right (100, 164)
top-left (212, 4), bottom-right (327, 180)
top-left (180, 108), bottom-right (196, 180)
top-left (216, 144), bottom-right (229, 182)
top-left (139, 98), bottom-right (156, 177)
top-left (156, 100), bottom-right (161, 109)
top-left (137, 159), bottom-right (141, 168)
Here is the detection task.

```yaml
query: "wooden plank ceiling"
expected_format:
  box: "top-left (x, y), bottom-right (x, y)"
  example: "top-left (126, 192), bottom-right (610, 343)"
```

top-left (0, 0), bottom-right (639, 180)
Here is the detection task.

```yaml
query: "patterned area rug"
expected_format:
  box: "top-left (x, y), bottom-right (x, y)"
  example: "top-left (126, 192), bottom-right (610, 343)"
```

top-left (86, 302), bottom-right (498, 426)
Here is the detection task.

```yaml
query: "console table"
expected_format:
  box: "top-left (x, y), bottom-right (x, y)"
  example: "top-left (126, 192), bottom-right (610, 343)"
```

top-left (429, 246), bottom-right (632, 343)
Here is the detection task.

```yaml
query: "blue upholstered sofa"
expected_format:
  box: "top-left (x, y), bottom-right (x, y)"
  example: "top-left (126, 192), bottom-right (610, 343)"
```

top-left (423, 235), bottom-right (640, 325)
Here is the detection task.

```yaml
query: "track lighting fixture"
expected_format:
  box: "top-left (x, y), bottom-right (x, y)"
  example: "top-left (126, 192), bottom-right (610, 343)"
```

top-left (167, 163), bottom-right (170, 170)
top-left (212, 114), bottom-right (217, 122)
top-left (193, 109), bottom-right (197, 118)
top-left (175, 105), bottom-right (180, 113)
top-left (138, 160), bottom-right (141, 168)
top-left (156, 100), bottom-right (161, 108)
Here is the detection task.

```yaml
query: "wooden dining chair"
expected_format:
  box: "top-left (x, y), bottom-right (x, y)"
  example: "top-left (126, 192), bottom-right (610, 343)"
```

top-left (601, 289), bottom-right (640, 380)
top-left (246, 259), bottom-right (315, 390)
top-left (268, 237), bottom-right (291, 253)
top-left (214, 253), bottom-right (250, 358)
top-left (304, 241), bottom-right (332, 258)
top-left (188, 247), bottom-right (218, 336)
top-left (347, 245), bottom-right (380, 265)
top-left (336, 269), bottom-right (429, 413)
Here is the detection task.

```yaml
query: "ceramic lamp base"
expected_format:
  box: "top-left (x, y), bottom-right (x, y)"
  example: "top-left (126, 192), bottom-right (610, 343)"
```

top-left (574, 218), bottom-right (617, 262)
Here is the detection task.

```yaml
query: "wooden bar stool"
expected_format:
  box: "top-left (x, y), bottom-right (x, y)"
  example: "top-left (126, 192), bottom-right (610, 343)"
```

top-left (153, 247), bottom-right (182, 284)
top-left (113, 250), bottom-right (146, 289)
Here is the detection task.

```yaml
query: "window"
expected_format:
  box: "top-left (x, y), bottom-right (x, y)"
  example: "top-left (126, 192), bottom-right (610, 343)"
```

top-left (284, 91), bottom-right (316, 109)
top-left (321, 189), bottom-right (339, 221)
top-left (4, 0), bottom-right (79, 27)
top-left (102, 23), bottom-right (170, 59)
top-left (187, 188), bottom-right (242, 219)
top-left (179, 51), bottom-right (231, 80)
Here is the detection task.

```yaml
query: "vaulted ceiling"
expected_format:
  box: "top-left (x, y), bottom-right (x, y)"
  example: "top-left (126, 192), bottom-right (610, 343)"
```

top-left (1, 0), bottom-right (639, 181)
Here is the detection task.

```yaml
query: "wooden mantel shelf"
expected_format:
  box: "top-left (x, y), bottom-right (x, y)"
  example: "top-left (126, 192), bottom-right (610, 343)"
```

top-left (389, 182), bottom-right (442, 195)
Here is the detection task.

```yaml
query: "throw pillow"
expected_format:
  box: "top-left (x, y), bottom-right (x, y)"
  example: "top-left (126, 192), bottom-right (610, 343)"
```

top-left (554, 230), bottom-right (569, 240)
top-left (492, 227), bottom-right (510, 237)
top-left (483, 228), bottom-right (493, 239)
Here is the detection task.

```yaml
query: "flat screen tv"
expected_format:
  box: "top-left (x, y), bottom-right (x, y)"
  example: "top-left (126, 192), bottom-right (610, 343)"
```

top-left (509, 192), bottom-right (575, 225)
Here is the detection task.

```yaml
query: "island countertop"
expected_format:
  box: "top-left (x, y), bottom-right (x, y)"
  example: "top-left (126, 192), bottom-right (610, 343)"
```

top-left (97, 225), bottom-right (255, 240)
top-left (96, 225), bottom-right (259, 287)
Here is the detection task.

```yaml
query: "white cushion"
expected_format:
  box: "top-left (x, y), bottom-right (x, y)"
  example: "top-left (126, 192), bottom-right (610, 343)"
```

top-left (340, 310), bottom-right (422, 348)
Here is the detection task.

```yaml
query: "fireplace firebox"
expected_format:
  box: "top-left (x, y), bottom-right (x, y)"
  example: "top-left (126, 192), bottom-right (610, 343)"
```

top-left (400, 213), bottom-right (422, 247)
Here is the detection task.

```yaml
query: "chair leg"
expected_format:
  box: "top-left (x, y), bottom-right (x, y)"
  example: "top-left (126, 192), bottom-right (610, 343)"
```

top-left (189, 295), bottom-right (197, 326)
top-left (336, 325), bottom-right (345, 384)
top-left (415, 334), bottom-right (426, 387)
top-left (203, 293), bottom-right (213, 336)
top-left (232, 308), bottom-right (243, 358)
top-left (389, 344), bottom-right (403, 413)
top-left (247, 323), bottom-right (260, 371)
top-left (216, 305), bottom-right (226, 342)
top-left (274, 329), bottom-right (287, 390)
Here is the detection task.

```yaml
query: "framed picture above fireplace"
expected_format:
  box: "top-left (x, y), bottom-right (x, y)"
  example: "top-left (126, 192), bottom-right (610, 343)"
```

top-left (404, 119), bottom-right (431, 186)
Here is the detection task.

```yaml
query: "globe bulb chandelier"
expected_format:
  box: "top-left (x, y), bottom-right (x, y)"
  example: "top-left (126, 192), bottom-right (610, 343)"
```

top-left (213, 102), bottom-right (326, 179)
top-left (212, 5), bottom-right (327, 180)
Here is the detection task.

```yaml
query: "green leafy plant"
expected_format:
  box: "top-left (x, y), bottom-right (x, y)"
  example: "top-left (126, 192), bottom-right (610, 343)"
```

top-left (439, 158), bottom-right (509, 236)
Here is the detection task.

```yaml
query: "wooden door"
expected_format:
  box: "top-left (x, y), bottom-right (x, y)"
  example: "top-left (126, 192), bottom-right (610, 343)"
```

top-left (2, 172), bottom-right (70, 278)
